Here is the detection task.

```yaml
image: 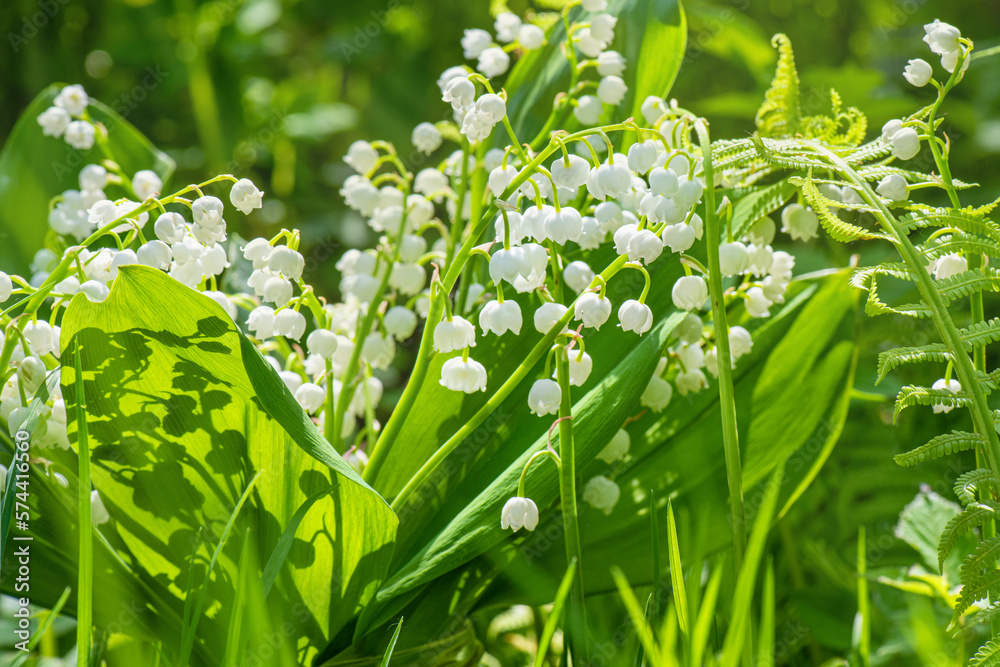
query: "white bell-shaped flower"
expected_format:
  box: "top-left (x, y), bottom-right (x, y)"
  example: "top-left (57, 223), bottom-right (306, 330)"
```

top-left (528, 379), bottom-right (561, 416)
top-left (248, 306), bottom-right (276, 339)
top-left (627, 229), bottom-right (663, 264)
top-left (672, 276), bottom-right (707, 311)
top-left (433, 316), bottom-right (476, 353)
top-left (501, 496), bottom-right (539, 532)
top-left (618, 299), bottom-right (653, 335)
top-left (307, 329), bottom-right (339, 358)
top-left (534, 302), bottom-right (568, 334)
top-left (931, 378), bottom-right (961, 414)
top-left (295, 382), bottom-right (326, 413)
top-left (780, 204), bottom-right (819, 241)
top-left (480, 300), bottom-right (522, 336)
top-left (551, 155), bottom-right (591, 189)
top-left (641, 376), bottom-right (673, 412)
top-left (745, 287), bottom-right (772, 318)
top-left (675, 369), bottom-right (707, 396)
top-left (274, 309), bottom-right (306, 341)
top-left (230, 178), bottom-right (264, 214)
top-left (575, 292), bottom-right (612, 330)
top-left (440, 357), bottom-right (489, 393)
top-left (385, 306), bottom-right (419, 340)
top-left (662, 222), bottom-right (695, 254)
top-left (564, 261), bottom-right (595, 294)
top-left (597, 429), bottom-right (630, 464)
top-left (876, 174), bottom-right (909, 201)
top-left (718, 241), bottom-right (750, 277)
top-left (583, 475), bottom-right (620, 515)
top-left (934, 253), bottom-right (967, 280)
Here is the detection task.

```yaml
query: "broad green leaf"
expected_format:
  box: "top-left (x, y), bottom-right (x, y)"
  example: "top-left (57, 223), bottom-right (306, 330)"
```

top-left (0, 85), bottom-right (174, 275)
top-left (56, 266), bottom-right (396, 665)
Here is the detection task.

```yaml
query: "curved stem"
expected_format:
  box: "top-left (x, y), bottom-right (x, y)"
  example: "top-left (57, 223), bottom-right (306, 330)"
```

top-left (695, 121), bottom-right (748, 573)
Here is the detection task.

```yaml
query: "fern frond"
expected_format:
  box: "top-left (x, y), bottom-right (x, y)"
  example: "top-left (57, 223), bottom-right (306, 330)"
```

top-left (918, 234), bottom-right (1000, 263)
top-left (963, 536), bottom-right (1000, 582)
top-left (956, 469), bottom-right (1000, 507)
top-left (856, 165), bottom-right (978, 190)
top-left (850, 263), bottom-right (914, 290)
top-left (939, 502), bottom-right (1000, 572)
top-left (900, 211), bottom-right (1000, 246)
top-left (959, 318), bottom-right (1000, 349)
top-left (794, 173), bottom-right (886, 242)
top-left (955, 566), bottom-right (1000, 626)
top-left (894, 385), bottom-right (971, 421)
top-left (844, 138), bottom-right (893, 165)
top-left (876, 344), bottom-right (951, 383)
top-left (755, 34), bottom-right (800, 138)
top-left (959, 603), bottom-right (1000, 636)
top-left (935, 268), bottom-right (1000, 307)
top-left (894, 431), bottom-right (985, 467)
top-left (969, 635), bottom-right (1000, 667)
top-left (864, 274), bottom-right (933, 318)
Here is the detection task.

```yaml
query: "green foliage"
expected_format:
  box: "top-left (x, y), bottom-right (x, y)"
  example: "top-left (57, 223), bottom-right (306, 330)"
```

top-left (53, 266), bottom-right (397, 665)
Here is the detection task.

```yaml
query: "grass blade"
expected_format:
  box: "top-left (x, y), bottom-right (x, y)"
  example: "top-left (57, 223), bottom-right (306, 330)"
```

top-left (379, 617), bottom-right (405, 667)
top-left (854, 526), bottom-right (870, 667)
top-left (260, 485), bottom-right (332, 599)
top-left (0, 370), bottom-right (57, 568)
top-left (534, 557), bottom-right (577, 667)
top-left (690, 560), bottom-right (725, 667)
top-left (720, 463), bottom-right (785, 667)
top-left (758, 557), bottom-right (775, 667)
top-left (666, 500), bottom-right (689, 636)
top-left (222, 529), bottom-right (254, 667)
top-left (612, 566), bottom-right (661, 667)
top-left (9, 586), bottom-right (71, 667)
top-left (73, 340), bottom-right (92, 667)
top-left (176, 469), bottom-right (263, 666)
top-left (650, 489), bottom-right (661, 631)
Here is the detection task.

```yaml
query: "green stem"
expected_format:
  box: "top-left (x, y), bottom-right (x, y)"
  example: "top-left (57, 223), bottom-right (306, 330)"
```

top-left (555, 345), bottom-right (589, 666)
top-left (73, 342), bottom-right (92, 667)
top-left (695, 121), bottom-right (748, 573)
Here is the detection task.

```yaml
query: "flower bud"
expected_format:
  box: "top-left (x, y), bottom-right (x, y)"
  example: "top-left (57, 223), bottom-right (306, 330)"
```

top-left (876, 173), bottom-right (909, 201)
top-left (385, 306), bottom-right (419, 340)
top-left (91, 490), bottom-right (110, 525)
top-left (574, 95), bottom-right (602, 126)
top-left (564, 261), bottom-right (595, 294)
top-left (671, 276), bottom-right (707, 311)
top-left (675, 369), bottom-right (707, 396)
top-left (889, 127), bottom-right (920, 160)
top-left (132, 170), bottom-right (162, 200)
top-left (345, 140), bottom-right (379, 173)
top-left (903, 58), bottom-right (933, 87)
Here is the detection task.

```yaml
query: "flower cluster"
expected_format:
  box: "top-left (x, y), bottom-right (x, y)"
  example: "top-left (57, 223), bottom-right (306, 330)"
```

top-left (37, 84), bottom-right (96, 151)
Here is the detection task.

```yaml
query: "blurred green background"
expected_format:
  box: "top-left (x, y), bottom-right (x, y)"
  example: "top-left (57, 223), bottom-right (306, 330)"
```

top-left (2, 1), bottom-right (1000, 661)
